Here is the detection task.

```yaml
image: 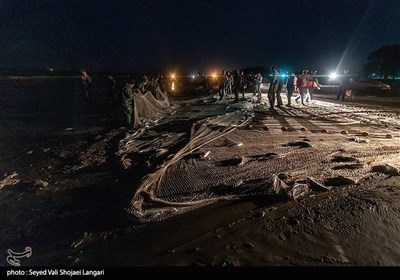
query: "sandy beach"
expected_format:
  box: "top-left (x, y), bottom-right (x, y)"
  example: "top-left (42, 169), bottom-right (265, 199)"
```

top-left (1, 77), bottom-right (400, 267)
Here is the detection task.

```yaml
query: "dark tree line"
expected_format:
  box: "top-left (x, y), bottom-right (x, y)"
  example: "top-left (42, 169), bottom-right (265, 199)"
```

top-left (364, 44), bottom-right (400, 78)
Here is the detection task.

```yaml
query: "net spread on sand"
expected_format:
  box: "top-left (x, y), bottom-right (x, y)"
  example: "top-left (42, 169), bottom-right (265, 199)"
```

top-left (120, 95), bottom-right (400, 223)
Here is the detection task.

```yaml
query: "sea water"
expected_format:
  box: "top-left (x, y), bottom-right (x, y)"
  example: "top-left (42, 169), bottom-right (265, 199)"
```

top-left (0, 75), bottom-right (119, 172)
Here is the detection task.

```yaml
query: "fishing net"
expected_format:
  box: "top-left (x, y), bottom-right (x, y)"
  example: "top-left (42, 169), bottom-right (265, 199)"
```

top-left (122, 96), bottom-right (400, 223)
top-left (132, 89), bottom-right (174, 128)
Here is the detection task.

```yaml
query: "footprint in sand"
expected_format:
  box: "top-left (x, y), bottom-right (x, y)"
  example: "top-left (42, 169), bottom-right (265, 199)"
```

top-left (331, 155), bottom-right (359, 163)
top-left (332, 163), bottom-right (365, 170)
top-left (323, 176), bottom-right (357, 186)
top-left (283, 141), bottom-right (312, 148)
top-left (216, 157), bottom-right (243, 167)
top-left (371, 164), bottom-right (400, 176)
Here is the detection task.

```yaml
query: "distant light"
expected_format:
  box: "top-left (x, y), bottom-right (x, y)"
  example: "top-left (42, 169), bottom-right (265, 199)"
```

top-left (191, 75), bottom-right (195, 80)
top-left (49, 68), bottom-right (54, 72)
top-left (280, 74), bottom-right (287, 77)
top-left (212, 73), bottom-right (217, 79)
top-left (171, 73), bottom-right (175, 79)
top-left (329, 72), bottom-right (337, 80)
top-left (171, 81), bottom-right (175, 91)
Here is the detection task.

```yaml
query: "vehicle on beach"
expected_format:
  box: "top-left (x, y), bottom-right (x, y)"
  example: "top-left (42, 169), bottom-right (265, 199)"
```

top-left (351, 78), bottom-right (391, 94)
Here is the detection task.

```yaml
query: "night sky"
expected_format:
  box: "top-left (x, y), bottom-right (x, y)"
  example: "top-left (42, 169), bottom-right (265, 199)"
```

top-left (1, 0), bottom-right (399, 74)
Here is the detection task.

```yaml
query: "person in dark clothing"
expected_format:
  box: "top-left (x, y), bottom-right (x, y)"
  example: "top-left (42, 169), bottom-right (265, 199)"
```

top-left (286, 71), bottom-right (296, 106)
top-left (274, 70), bottom-right (285, 107)
top-left (218, 70), bottom-right (226, 100)
top-left (148, 76), bottom-right (160, 98)
top-left (138, 76), bottom-right (149, 94)
top-left (121, 77), bottom-right (136, 127)
top-left (201, 74), bottom-right (209, 93)
top-left (232, 69), bottom-right (242, 102)
top-left (335, 70), bottom-right (350, 101)
top-left (267, 66), bottom-right (279, 108)
top-left (159, 75), bottom-right (168, 93)
top-left (80, 70), bottom-right (92, 102)
top-left (240, 71), bottom-right (246, 99)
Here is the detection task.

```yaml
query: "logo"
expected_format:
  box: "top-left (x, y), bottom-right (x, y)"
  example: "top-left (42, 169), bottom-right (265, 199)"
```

top-left (6, 247), bottom-right (32, 266)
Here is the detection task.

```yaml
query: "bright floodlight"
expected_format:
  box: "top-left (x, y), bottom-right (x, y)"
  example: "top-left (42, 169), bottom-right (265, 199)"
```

top-left (329, 72), bottom-right (337, 80)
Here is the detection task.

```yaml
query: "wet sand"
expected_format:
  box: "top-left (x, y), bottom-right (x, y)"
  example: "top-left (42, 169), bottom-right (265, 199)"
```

top-left (1, 79), bottom-right (400, 267)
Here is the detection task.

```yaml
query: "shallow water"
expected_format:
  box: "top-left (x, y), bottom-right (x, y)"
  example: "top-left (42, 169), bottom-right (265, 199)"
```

top-left (0, 76), bottom-right (119, 172)
top-left (0, 76), bottom-right (115, 129)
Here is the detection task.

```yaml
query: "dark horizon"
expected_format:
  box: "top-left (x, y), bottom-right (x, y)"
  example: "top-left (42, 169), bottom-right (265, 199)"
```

top-left (1, 0), bottom-right (399, 75)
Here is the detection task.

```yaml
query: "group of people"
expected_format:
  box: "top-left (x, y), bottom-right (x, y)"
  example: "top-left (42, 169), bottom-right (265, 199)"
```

top-left (214, 66), bottom-right (322, 108)
top-left (79, 67), bottom-right (329, 129)
top-left (218, 69), bottom-right (247, 102)
top-left (121, 75), bottom-right (172, 128)
top-left (267, 67), bottom-right (322, 108)
top-left (265, 67), bottom-right (322, 108)
top-left (80, 70), bottom-right (172, 129)
top-left (292, 69), bottom-right (321, 106)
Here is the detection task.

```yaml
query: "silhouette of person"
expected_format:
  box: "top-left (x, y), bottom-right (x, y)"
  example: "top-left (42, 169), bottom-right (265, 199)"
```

top-left (267, 66), bottom-right (279, 108)
top-left (336, 69), bottom-right (350, 101)
top-left (286, 71), bottom-right (297, 106)
top-left (81, 70), bottom-right (93, 102)
top-left (121, 77), bottom-right (136, 127)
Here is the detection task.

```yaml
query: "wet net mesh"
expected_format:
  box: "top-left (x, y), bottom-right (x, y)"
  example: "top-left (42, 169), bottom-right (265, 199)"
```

top-left (132, 89), bottom-right (174, 128)
top-left (122, 96), bottom-right (400, 223)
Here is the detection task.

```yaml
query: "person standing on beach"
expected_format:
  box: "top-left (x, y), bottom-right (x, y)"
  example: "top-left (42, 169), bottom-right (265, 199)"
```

top-left (240, 71), bottom-right (246, 100)
top-left (267, 66), bottom-right (279, 108)
top-left (295, 70), bottom-right (308, 105)
top-left (121, 77), bottom-right (136, 127)
top-left (253, 72), bottom-right (262, 97)
top-left (226, 72), bottom-right (233, 97)
top-left (335, 69), bottom-right (350, 101)
top-left (138, 76), bottom-right (149, 94)
top-left (232, 69), bottom-right (242, 103)
top-left (218, 70), bottom-right (226, 100)
top-left (274, 69), bottom-right (285, 107)
top-left (286, 71), bottom-right (296, 106)
top-left (159, 75), bottom-right (168, 93)
top-left (81, 70), bottom-right (93, 103)
top-left (307, 70), bottom-right (321, 103)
